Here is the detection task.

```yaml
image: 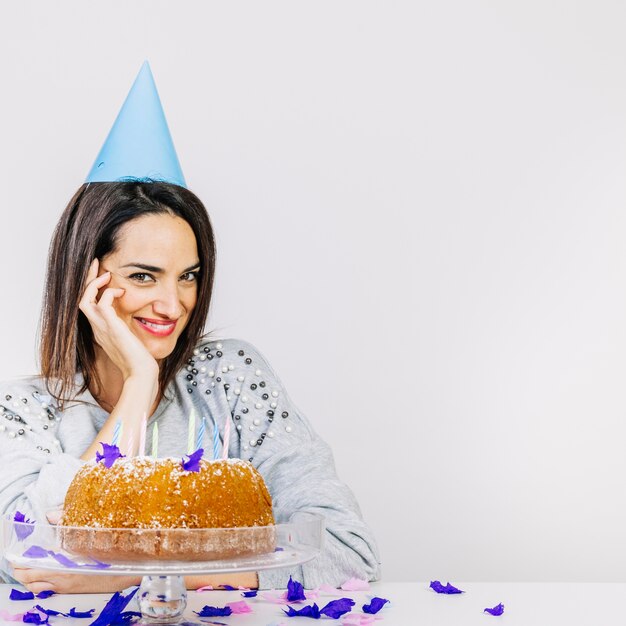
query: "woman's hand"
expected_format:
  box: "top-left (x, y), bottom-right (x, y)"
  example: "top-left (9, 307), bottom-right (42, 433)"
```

top-left (79, 259), bottom-right (158, 382)
top-left (11, 567), bottom-right (140, 594)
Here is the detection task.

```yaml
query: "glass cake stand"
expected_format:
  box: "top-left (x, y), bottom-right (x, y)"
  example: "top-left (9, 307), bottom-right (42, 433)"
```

top-left (2, 513), bottom-right (324, 625)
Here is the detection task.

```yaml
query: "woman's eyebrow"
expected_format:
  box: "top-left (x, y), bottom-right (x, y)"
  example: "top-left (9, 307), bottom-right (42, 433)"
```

top-left (120, 262), bottom-right (201, 273)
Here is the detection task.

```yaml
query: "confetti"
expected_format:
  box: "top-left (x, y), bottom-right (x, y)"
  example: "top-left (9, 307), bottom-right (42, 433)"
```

top-left (430, 580), bottom-right (464, 594)
top-left (225, 600), bottom-right (252, 614)
top-left (362, 597), bottom-right (389, 614)
top-left (95, 443), bottom-right (125, 469)
top-left (88, 586), bottom-right (138, 626)
top-left (9, 589), bottom-right (34, 601)
top-left (283, 603), bottom-right (321, 618)
top-left (182, 448), bottom-right (203, 472)
top-left (341, 578), bottom-right (370, 592)
top-left (13, 512), bottom-right (34, 540)
top-left (484, 603), bottom-right (505, 616)
top-left (194, 605), bottom-right (233, 617)
top-left (286, 576), bottom-right (307, 602)
top-left (320, 598), bottom-right (355, 619)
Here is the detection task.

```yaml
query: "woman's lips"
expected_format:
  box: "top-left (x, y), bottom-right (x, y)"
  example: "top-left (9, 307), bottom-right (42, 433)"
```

top-left (134, 317), bottom-right (178, 337)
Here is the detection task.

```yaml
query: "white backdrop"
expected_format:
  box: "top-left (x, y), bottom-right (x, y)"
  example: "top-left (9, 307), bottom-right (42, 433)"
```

top-left (2, 1), bottom-right (626, 583)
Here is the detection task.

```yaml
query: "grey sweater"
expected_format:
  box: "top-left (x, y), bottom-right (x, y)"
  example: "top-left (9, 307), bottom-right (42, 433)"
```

top-left (0, 338), bottom-right (380, 589)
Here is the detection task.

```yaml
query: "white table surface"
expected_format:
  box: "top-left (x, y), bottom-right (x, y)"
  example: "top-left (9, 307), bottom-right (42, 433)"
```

top-left (0, 581), bottom-right (624, 625)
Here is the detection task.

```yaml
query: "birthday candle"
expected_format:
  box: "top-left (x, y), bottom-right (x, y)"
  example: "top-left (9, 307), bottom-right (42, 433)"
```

top-left (187, 409), bottom-right (196, 455)
top-left (138, 413), bottom-right (147, 457)
top-left (152, 422), bottom-right (159, 457)
top-left (127, 428), bottom-right (135, 458)
top-left (211, 416), bottom-right (220, 460)
top-left (112, 420), bottom-right (122, 447)
top-left (196, 416), bottom-right (206, 452)
top-left (222, 415), bottom-right (231, 460)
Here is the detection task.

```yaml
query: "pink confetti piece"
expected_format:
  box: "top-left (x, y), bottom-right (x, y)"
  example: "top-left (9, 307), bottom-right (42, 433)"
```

top-left (0, 609), bottom-right (25, 621)
top-left (260, 591), bottom-right (290, 605)
top-left (342, 615), bottom-right (377, 626)
top-left (341, 578), bottom-right (370, 591)
top-left (196, 585), bottom-right (214, 592)
top-left (317, 584), bottom-right (341, 595)
top-left (226, 601), bottom-right (252, 614)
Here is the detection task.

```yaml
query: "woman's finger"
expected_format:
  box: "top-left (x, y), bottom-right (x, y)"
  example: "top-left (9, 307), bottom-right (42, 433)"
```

top-left (96, 287), bottom-right (126, 309)
top-left (79, 272), bottom-right (111, 311)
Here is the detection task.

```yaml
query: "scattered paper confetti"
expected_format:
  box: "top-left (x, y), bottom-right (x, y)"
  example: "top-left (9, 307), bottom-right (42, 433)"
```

top-left (318, 584), bottom-right (340, 595)
top-left (87, 586), bottom-right (138, 626)
top-left (22, 611), bottom-right (49, 624)
top-left (484, 603), bottom-right (505, 616)
top-left (9, 589), bottom-right (34, 601)
top-left (283, 603), bottom-right (321, 618)
top-left (95, 443), bottom-right (125, 469)
top-left (22, 546), bottom-right (49, 559)
top-left (242, 590), bottom-right (258, 598)
top-left (362, 597), bottom-right (389, 614)
top-left (194, 605), bottom-right (233, 617)
top-left (35, 591), bottom-right (55, 599)
top-left (320, 598), bottom-right (355, 618)
top-left (430, 580), bottom-right (464, 594)
top-left (341, 578), bottom-right (370, 592)
top-left (181, 448), bottom-right (203, 472)
top-left (13, 512), bottom-right (35, 541)
top-left (196, 585), bottom-right (214, 592)
top-left (342, 615), bottom-right (376, 626)
top-left (0, 609), bottom-right (24, 621)
top-left (226, 600), bottom-right (252, 614)
top-left (287, 576), bottom-right (307, 602)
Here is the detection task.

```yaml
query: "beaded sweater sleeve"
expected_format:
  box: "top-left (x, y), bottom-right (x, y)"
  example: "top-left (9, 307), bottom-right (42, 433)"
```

top-left (189, 339), bottom-right (381, 589)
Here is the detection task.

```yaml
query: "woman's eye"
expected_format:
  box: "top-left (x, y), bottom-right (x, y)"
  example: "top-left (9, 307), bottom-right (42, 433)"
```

top-left (180, 271), bottom-right (199, 283)
top-left (129, 273), bottom-right (155, 284)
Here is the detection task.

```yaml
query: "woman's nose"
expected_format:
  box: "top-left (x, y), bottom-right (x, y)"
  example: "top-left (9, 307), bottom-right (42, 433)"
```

top-left (152, 283), bottom-right (184, 318)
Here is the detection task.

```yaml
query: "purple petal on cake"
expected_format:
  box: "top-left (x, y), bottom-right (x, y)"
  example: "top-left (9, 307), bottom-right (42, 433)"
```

top-left (9, 589), bottom-right (34, 601)
top-left (22, 612), bottom-right (49, 624)
top-left (194, 605), bottom-right (233, 617)
top-left (286, 576), bottom-right (306, 602)
top-left (69, 608), bottom-right (96, 618)
top-left (283, 603), bottom-right (321, 618)
top-left (88, 586), bottom-right (138, 626)
top-left (484, 603), bottom-right (505, 616)
top-left (181, 448), bottom-right (204, 472)
top-left (13, 512), bottom-right (35, 541)
top-left (430, 580), bottom-right (464, 594)
top-left (50, 552), bottom-right (80, 568)
top-left (95, 443), bottom-right (125, 469)
top-left (362, 597), bottom-right (389, 614)
top-left (320, 598), bottom-right (355, 618)
top-left (22, 546), bottom-right (50, 559)
top-left (35, 591), bottom-right (55, 599)
top-left (242, 590), bottom-right (258, 597)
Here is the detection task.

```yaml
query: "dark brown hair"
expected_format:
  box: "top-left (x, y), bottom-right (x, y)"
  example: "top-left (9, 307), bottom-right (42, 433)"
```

top-left (39, 181), bottom-right (216, 409)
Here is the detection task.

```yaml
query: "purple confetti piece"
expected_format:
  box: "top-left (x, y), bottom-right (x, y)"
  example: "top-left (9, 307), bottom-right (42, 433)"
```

top-left (109, 610), bottom-right (141, 625)
top-left (69, 608), bottom-right (96, 618)
top-left (35, 591), bottom-right (55, 599)
top-left (221, 585), bottom-right (236, 591)
top-left (33, 606), bottom-right (64, 617)
top-left (95, 443), bottom-right (125, 469)
top-left (362, 597), bottom-right (389, 614)
top-left (22, 546), bottom-right (50, 559)
top-left (320, 598), bottom-right (355, 618)
top-left (50, 552), bottom-right (80, 568)
top-left (9, 589), bottom-right (34, 601)
top-left (430, 580), bottom-right (464, 594)
top-left (88, 586), bottom-right (138, 626)
top-left (22, 612), bottom-right (49, 625)
top-left (181, 448), bottom-right (204, 472)
top-left (484, 603), bottom-right (505, 616)
top-left (283, 603), bottom-right (320, 618)
top-left (13, 512), bottom-right (35, 541)
top-left (242, 590), bottom-right (258, 598)
top-left (286, 576), bottom-right (306, 602)
top-left (194, 605), bottom-right (233, 617)
top-left (87, 558), bottom-right (111, 570)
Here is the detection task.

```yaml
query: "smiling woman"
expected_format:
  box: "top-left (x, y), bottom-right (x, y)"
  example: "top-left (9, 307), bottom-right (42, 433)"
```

top-left (0, 62), bottom-right (380, 595)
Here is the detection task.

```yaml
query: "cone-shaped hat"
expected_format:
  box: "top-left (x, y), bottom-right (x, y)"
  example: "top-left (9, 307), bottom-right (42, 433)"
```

top-left (85, 61), bottom-right (186, 188)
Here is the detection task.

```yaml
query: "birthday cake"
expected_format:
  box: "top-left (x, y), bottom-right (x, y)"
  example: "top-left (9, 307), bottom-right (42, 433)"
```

top-left (59, 454), bottom-right (275, 561)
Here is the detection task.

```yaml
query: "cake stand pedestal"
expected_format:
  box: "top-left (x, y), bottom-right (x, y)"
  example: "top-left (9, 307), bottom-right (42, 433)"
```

top-left (3, 513), bottom-right (324, 625)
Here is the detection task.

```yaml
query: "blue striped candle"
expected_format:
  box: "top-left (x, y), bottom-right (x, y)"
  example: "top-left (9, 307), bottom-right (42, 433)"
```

top-left (211, 416), bottom-right (220, 460)
top-left (196, 415), bottom-right (206, 452)
top-left (112, 420), bottom-right (122, 447)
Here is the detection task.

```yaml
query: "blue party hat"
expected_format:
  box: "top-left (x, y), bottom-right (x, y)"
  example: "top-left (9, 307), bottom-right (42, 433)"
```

top-left (85, 61), bottom-right (186, 187)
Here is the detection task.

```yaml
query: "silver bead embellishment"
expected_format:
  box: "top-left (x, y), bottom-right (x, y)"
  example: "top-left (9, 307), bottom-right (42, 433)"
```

top-left (200, 366), bottom-right (206, 373)
top-left (255, 402), bottom-right (262, 409)
top-left (268, 431), bottom-right (274, 438)
top-left (285, 426), bottom-right (292, 433)
top-left (193, 348), bottom-right (200, 356)
top-left (228, 364), bottom-right (234, 371)
top-left (255, 369), bottom-right (261, 376)
top-left (222, 366), bottom-right (228, 373)
top-left (216, 342), bottom-right (223, 350)
top-left (253, 418), bottom-right (261, 426)
top-left (234, 388), bottom-right (241, 396)
top-left (270, 402), bottom-right (277, 409)
top-left (237, 376), bottom-right (244, 382)
top-left (208, 371), bottom-right (215, 378)
top-left (271, 391), bottom-right (279, 398)
top-left (241, 396), bottom-right (248, 403)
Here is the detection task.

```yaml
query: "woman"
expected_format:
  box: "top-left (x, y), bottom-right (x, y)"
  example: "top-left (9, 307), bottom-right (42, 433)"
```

top-left (0, 181), bottom-right (380, 593)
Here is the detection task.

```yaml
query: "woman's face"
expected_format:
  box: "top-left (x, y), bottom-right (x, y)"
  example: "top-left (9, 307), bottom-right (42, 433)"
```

top-left (99, 213), bottom-right (200, 361)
